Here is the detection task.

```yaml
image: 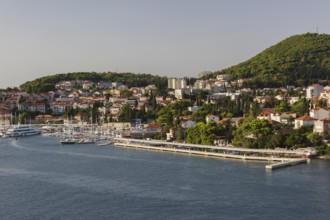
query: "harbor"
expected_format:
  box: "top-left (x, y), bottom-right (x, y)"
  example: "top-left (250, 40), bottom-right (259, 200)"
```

top-left (0, 124), bottom-right (317, 170)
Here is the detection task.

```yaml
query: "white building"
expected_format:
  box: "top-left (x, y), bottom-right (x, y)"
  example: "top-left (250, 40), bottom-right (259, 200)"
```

top-left (306, 84), bottom-right (324, 99)
top-left (168, 78), bottom-right (187, 90)
top-left (294, 115), bottom-right (315, 129)
top-left (309, 107), bottom-right (330, 120)
top-left (206, 114), bottom-right (219, 123)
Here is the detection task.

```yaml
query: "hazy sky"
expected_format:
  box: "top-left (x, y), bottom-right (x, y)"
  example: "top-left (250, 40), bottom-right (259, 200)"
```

top-left (1, 0), bottom-right (330, 88)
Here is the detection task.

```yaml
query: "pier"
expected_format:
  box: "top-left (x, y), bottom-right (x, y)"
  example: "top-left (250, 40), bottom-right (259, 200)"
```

top-left (265, 159), bottom-right (308, 170)
top-left (113, 138), bottom-right (311, 170)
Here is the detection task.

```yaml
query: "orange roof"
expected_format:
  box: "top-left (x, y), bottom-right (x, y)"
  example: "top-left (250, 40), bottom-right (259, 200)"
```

top-left (295, 115), bottom-right (315, 121)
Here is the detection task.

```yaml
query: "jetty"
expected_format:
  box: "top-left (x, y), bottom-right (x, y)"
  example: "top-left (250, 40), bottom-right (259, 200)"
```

top-left (265, 159), bottom-right (308, 170)
top-left (113, 138), bottom-right (312, 170)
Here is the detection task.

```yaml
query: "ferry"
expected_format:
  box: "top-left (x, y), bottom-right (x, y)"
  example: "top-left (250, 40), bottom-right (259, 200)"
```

top-left (5, 125), bottom-right (41, 137)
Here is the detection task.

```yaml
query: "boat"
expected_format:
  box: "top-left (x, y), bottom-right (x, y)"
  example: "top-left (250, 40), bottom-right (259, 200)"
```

top-left (60, 138), bottom-right (77, 144)
top-left (5, 125), bottom-right (41, 137)
top-left (76, 138), bottom-right (95, 144)
top-left (96, 140), bottom-right (114, 146)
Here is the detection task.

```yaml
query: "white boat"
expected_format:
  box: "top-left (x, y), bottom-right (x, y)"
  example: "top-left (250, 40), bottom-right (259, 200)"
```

top-left (60, 138), bottom-right (77, 144)
top-left (5, 125), bottom-right (41, 137)
top-left (77, 138), bottom-right (95, 144)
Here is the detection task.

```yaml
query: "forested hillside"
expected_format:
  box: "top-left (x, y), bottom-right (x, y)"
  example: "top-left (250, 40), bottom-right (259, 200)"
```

top-left (211, 33), bottom-right (330, 87)
top-left (20, 72), bottom-right (168, 93)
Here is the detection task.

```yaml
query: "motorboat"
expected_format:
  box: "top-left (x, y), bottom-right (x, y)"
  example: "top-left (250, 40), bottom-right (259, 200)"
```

top-left (60, 138), bottom-right (77, 144)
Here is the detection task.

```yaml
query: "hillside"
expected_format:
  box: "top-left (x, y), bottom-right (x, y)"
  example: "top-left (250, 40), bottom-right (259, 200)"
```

top-left (215, 33), bottom-right (330, 87)
top-left (19, 72), bottom-right (168, 94)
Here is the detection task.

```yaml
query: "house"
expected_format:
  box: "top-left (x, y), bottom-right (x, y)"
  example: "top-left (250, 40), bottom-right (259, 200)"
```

top-left (206, 114), bottom-right (219, 123)
top-left (270, 112), bottom-right (291, 124)
top-left (0, 103), bottom-right (11, 126)
top-left (143, 122), bottom-right (161, 138)
top-left (82, 80), bottom-right (94, 90)
top-left (294, 115), bottom-right (315, 129)
top-left (181, 120), bottom-right (196, 129)
top-left (313, 118), bottom-right (330, 135)
top-left (27, 102), bottom-right (46, 113)
top-left (306, 84), bottom-right (324, 99)
top-left (50, 102), bottom-right (74, 114)
top-left (309, 107), bottom-right (330, 120)
top-left (257, 108), bottom-right (275, 120)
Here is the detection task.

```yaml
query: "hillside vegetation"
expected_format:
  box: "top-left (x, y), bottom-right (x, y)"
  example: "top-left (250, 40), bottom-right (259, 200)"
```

top-left (20, 72), bottom-right (168, 93)
top-left (213, 33), bottom-right (330, 87)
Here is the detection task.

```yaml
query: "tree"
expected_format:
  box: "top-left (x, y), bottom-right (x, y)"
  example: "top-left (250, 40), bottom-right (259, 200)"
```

top-left (232, 118), bottom-right (273, 148)
top-left (291, 98), bottom-right (309, 116)
top-left (307, 132), bottom-right (322, 147)
top-left (186, 121), bottom-right (221, 145)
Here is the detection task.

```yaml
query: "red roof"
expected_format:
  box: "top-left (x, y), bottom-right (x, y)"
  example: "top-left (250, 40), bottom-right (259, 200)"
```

top-left (295, 115), bottom-right (315, 121)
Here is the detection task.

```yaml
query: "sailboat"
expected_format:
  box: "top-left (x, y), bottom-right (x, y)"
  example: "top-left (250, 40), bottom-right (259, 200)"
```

top-left (60, 117), bottom-right (77, 144)
top-left (76, 114), bottom-right (96, 144)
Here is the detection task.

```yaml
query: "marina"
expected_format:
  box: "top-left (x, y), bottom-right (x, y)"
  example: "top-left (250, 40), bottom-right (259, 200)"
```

top-left (0, 124), bottom-right (319, 170)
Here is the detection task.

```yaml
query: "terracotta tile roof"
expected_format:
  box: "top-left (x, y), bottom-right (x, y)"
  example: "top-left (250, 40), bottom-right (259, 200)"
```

top-left (295, 115), bottom-right (315, 121)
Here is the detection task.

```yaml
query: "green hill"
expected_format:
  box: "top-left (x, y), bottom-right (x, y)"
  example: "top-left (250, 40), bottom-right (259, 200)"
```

top-left (19, 72), bottom-right (168, 94)
top-left (215, 33), bottom-right (330, 87)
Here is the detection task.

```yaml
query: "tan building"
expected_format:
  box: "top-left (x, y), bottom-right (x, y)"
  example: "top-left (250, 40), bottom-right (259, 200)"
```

top-left (0, 103), bottom-right (11, 126)
top-left (313, 118), bottom-right (330, 136)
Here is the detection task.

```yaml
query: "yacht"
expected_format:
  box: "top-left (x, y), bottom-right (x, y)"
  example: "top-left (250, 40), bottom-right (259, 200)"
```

top-left (6, 125), bottom-right (41, 137)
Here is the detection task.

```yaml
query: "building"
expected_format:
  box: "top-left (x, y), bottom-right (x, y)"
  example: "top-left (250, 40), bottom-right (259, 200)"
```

top-left (294, 115), bottom-right (315, 129)
top-left (309, 107), bottom-right (330, 120)
top-left (306, 84), bottom-right (324, 99)
top-left (168, 78), bottom-right (187, 90)
top-left (269, 112), bottom-right (295, 124)
top-left (313, 118), bottom-right (330, 135)
top-left (0, 103), bottom-right (11, 126)
top-left (50, 102), bottom-right (74, 114)
top-left (206, 114), bottom-right (219, 123)
top-left (181, 120), bottom-right (196, 129)
top-left (27, 103), bottom-right (46, 113)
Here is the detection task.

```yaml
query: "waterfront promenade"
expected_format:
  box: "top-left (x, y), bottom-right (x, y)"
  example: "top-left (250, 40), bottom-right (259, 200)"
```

top-left (113, 138), bottom-right (309, 169)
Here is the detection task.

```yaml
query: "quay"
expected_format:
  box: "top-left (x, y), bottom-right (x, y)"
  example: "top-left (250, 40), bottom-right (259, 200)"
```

top-left (113, 138), bottom-right (311, 170)
top-left (265, 159), bottom-right (308, 170)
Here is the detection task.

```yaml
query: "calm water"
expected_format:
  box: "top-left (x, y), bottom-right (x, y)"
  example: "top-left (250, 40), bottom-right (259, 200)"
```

top-left (0, 136), bottom-right (329, 220)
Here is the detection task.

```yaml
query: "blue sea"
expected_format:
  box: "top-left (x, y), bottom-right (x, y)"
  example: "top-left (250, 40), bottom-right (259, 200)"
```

top-left (0, 136), bottom-right (329, 220)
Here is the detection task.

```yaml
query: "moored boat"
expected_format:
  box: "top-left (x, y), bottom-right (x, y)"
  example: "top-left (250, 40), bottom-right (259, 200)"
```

top-left (60, 138), bottom-right (77, 144)
top-left (5, 125), bottom-right (41, 137)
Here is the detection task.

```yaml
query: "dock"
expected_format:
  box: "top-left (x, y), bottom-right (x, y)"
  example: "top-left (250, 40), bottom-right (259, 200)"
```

top-left (265, 159), bottom-right (308, 170)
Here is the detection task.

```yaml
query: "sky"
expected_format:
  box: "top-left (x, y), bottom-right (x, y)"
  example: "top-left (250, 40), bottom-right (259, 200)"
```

top-left (1, 0), bottom-right (330, 89)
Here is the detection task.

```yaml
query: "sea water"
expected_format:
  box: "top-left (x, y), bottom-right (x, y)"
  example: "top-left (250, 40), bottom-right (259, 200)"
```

top-left (0, 136), bottom-right (329, 220)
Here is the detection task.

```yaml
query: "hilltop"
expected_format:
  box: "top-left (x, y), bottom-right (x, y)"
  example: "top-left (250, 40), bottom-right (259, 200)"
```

top-left (211, 33), bottom-right (330, 87)
top-left (19, 72), bottom-right (169, 93)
